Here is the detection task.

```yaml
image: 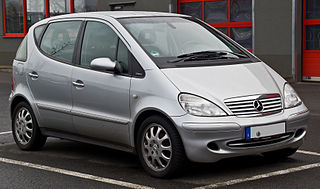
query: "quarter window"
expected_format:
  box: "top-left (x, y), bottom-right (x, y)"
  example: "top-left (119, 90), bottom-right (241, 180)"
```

top-left (15, 36), bottom-right (28, 61)
top-left (117, 39), bottom-right (129, 74)
top-left (80, 21), bottom-right (118, 67)
top-left (34, 24), bottom-right (46, 45)
top-left (40, 21), bottom-right (82, 63)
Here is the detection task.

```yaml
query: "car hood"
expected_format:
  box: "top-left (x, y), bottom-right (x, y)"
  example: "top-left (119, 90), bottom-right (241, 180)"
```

top-left (161, 62), bottom-right (281, 108)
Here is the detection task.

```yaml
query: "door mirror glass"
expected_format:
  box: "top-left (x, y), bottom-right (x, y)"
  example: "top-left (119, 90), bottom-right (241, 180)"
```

top-left (90, 58), bottom-right (116, 71)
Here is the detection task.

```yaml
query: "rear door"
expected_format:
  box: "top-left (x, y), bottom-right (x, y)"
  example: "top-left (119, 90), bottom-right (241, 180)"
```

top-left (26, 20), bottom-right (83, 132)
top-left (71, 20), bottom-right (131, 145)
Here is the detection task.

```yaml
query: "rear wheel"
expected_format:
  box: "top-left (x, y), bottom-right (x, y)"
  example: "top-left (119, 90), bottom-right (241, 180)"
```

top-left (12, 102), bottom-right (47, 150)
top-left (263, 148), bottom-right (298, 159)
top-left (136, 115), bottom-right (186, 178)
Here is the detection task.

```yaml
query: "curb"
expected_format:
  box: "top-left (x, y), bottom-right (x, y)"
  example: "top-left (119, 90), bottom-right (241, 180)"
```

top-left (0, 65), bottom-right (12, 73)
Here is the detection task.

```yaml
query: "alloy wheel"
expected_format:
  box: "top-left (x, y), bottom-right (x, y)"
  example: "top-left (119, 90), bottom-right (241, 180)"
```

top-left (141, 123), bottom-right (172, 172)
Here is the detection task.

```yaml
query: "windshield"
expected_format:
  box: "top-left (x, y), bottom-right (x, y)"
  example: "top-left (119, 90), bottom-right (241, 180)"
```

top-left (119, 17), bottom-right (255, 68)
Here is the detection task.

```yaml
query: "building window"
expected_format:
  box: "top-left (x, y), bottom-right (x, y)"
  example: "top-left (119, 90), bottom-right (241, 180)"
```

top-left (179, 0), bottom-right (253, 51)
top-left (49, 0), bottom-right (70, 16)
top-left (3, 0), bottom-right (25, 35)
top-left (2, 0), bottom-right (98, 38)
top-left (27, 0), bottom-right (46, 29)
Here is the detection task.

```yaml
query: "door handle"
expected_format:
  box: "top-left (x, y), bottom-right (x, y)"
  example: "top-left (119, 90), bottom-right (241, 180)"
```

top-left (28, 72), bottom-right (39, 79)
top-left (72, 80), bottom-right (85, 88)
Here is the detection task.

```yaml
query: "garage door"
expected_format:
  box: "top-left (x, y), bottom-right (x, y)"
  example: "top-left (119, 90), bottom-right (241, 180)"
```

top-left (303, 0), bottom-right (320, 81)
top-left (178, 0), bottom-right (253, 51)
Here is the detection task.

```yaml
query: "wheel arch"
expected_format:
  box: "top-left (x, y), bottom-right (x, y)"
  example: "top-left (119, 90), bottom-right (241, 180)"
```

top-left (10, 95), bottom-right (33, 119)
top-left (132, 108), bottom-right (182, 149)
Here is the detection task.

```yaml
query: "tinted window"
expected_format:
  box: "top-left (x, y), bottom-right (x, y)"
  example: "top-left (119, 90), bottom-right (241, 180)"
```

top-left (4, 0), bottom-right (24, 33)
top-left (180, 2), bottom-right (202, 20)
top-left (80, 21), bottom-right (118, 67)
top-left (230, 27), bottom-right (252, 50)
top-left (306, 25), bottom-right (320, 50)
top-left (34, 25), bottom-right (46, 45)
top-left (230, 0), bottom-right (252, 22)
top-left (15, 36), bottom-right (28, 61)
top-left (204, 0), bottom-right (228, 23)
top-left (306, 0), bottom-right (320, 19)
top-left (117, 39), bottom-right (129, 74)
top-left (40, 21), bottom-right (81, 63)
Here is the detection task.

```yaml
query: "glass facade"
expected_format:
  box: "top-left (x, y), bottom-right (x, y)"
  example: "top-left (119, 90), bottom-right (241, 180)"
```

top-left (179, 0), bottom-right (253, 50)
top-left (180, 2), bottom-right (202, 20)
top-left (49, 0), bottom-right (70, 16)
top-left (27, 0), bottom-right (46, 29)
top-left (2, 0), bottom-right (98, 37)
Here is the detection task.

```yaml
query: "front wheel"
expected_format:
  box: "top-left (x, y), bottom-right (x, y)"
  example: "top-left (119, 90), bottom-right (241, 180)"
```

top-left (12, 102), bottom-right (47, 150)
top-left (136, 115), bottom-right (186, 178)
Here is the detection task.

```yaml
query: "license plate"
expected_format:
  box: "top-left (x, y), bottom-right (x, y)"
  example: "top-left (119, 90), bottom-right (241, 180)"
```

top-left (246, 122), bottom-right (285, 139)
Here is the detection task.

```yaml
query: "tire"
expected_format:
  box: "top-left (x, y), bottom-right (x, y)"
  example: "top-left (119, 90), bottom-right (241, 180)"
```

top-left (136, 115), bottom-right (186, 178)
top-left (12, 102), bottom-right (47, 150)
top-left (263, 148), bottom-right (298, 160)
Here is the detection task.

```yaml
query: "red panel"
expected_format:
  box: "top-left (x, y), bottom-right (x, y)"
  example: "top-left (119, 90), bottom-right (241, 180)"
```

top-left (303, 52), bottom-right (320, 77)
top-left (2, 0), bottom-right (7, 35)
top-left (209, 22), bottom-right (252, 28)
top-left (46, 0), bottom-right (50, 18)
top-left (2, 33), bottom-right (26, 38)
top-left (302, 0), bottom-right (320, 77)
top-left (23, 0), bottom-right (27, 34)
top-left (70, 0), bottom-right (74, 13)
top-left (202, 0), bottom-right (204, 20)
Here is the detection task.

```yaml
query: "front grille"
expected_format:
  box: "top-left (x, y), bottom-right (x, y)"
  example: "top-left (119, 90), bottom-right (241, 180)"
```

top-left (225, 94), bottom-right (282, 117)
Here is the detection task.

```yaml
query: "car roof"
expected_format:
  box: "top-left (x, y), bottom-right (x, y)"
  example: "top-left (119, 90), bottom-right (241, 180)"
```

top-left (47, 11), bottom-right (189, 20)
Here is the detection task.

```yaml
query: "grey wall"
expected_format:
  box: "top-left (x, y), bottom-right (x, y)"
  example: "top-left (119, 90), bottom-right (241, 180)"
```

top-left (98, 0), bottom-right (176, 12)
top-left (254, 0), bottom-right (293, 79)
top-left (0, 2), bottom-right (23, 66)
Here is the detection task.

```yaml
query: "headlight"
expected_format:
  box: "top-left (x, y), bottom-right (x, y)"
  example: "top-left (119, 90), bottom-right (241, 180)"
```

top-left (178, 93), bottom-right (227, 116)
top-left (284, 83), bottom-right (301, 108)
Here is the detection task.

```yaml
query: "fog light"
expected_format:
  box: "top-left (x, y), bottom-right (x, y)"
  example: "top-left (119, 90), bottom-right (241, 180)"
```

top-left (207, 142), bottom-right (219, 151)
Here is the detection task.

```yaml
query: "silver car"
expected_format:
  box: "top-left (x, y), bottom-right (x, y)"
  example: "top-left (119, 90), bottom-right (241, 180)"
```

top-left (10, 11), bottom-right (309, 178)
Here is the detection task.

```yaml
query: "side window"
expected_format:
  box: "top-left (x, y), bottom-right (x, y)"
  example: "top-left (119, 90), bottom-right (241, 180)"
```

top-left (34, 25), bottom-right (46, 45)
top-left (117, 39), bottom-right (129, 74)
top-left (40, 21), bottom-right (82, 63)
top-left (15, 36), bottom-right (28, 62)
top-left (80, 21), bottom-right (118, 67)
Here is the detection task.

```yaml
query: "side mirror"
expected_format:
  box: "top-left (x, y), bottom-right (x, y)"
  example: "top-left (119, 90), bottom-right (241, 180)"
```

top-left (90, 58), bottom-right (116, 71)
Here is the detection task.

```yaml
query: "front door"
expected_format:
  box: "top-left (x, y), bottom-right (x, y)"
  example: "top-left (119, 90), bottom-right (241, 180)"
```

top-left (71, 21), bottom-right (131, 145)
top-left (303, 0), bottom-right (320, 81)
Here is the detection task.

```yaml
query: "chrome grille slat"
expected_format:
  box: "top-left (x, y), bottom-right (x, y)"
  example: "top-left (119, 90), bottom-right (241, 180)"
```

top-left (261, 100), bottom-right (281, 105)
top-left (225, 94), bottom-right (282, 117)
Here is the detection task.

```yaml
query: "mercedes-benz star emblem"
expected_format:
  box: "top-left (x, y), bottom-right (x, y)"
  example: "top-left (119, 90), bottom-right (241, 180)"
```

top-left (253, 100), bottom-right (264, 112)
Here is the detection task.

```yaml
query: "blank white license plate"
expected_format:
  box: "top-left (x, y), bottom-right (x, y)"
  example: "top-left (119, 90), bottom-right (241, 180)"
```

top-left (246, 122), bottom-right (285, 139)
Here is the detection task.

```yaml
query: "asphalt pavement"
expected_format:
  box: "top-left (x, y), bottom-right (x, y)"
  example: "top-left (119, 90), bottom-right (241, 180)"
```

top-left (0, 71), bottom-right (319, 189)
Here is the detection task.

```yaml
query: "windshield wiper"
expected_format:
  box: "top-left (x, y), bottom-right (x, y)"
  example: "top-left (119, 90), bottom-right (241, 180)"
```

top-left (167, 50), bottom-right (248, 63)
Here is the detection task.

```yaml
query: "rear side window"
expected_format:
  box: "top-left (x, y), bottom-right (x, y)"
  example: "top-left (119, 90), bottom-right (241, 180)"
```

top-left (40, 21), bottom-right (82, 63)
top-left (15, 36), bottom-right (28, 62)
top-left (34, 25), bottom-right (46, 45)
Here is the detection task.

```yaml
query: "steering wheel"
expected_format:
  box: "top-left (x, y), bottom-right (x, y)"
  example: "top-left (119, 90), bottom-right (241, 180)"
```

top-left (180, 41), bottom-right (209, 54)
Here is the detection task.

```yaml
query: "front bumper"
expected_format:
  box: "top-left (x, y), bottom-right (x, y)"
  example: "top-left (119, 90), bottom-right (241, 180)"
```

top-left (172, 104), bottom-right (309, 163)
